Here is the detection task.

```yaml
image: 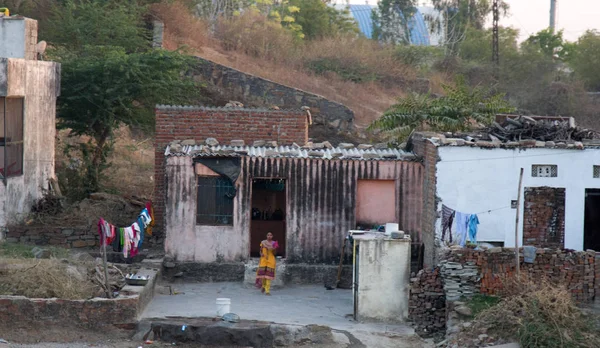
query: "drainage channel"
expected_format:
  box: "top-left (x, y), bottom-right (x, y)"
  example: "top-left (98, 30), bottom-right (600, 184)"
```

top-left (139, 317), bottom-right (356, 347)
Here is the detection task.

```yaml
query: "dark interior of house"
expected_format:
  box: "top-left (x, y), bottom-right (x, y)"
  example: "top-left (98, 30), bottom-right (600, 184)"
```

top-left (584, 189), bottom-right (600, 251)
top-left (250, 179), bottom-right (286, 258)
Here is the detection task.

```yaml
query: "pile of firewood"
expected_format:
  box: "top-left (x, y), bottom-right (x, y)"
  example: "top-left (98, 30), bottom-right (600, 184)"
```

top-left (487, 116), bottom-right (599, 142)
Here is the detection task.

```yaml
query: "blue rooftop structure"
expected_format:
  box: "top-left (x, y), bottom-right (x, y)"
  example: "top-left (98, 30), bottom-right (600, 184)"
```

top-left (339, 4), bottom-right (435, 46)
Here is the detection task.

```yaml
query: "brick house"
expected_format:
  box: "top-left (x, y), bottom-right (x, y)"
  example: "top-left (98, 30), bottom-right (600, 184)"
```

top-left (0, 16), bottom-right (60, 236)
top-left (417, 122), bottom-right (600, 254)
top-left (155, 105), bottom-right (434, 267)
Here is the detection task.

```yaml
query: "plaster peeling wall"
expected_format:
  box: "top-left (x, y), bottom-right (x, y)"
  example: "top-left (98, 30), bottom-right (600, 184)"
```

top-left (436, 146), bottom-right (600, 250)
top-left (0, 58), bottom-right (60, 229)
top-left (356, 238), bottom-right (411, 322)
top-left (165, 156), bottom-right (424, 263)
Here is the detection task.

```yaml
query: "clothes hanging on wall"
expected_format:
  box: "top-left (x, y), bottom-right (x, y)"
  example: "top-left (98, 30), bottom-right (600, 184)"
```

top-left (467, 214), bottom-right (479, 243)
top-left (441, 205), bottom-right (456, 243)
top-left (454, 212), bottom-right (470, 247)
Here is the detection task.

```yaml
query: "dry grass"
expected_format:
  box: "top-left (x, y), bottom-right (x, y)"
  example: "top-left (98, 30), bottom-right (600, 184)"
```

top-left (0, 258), bottom-right (97, 299)
top-left (56, 126), bottom-right (154, 199)
top-left (149, 1), bottom-right (417, 127)
top-left (457, 281), bottom-right (600, 348)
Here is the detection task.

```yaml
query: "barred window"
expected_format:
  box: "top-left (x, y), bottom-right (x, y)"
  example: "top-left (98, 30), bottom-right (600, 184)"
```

top-left (594, 165), bottom-right (600, 178)
top-left (531, 165), bottom-right (557, 178)
top-left (196, 176), bottom-right (235, 225)
top-left (0, 97), bottom-right (24, 179)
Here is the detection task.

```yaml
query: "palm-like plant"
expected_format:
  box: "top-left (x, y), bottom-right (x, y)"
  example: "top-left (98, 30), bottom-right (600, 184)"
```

top-left (369, 78), bottom-right (515, 141)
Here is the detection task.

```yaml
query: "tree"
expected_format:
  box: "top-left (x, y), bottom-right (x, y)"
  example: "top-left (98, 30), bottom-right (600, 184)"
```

top-left (569, 30), bottom-right (600, 91)
top-left (368, 77), bottom-right (515, 141)
top-left (372, 0), bottom-right (417, 44)
top-left (43, 0), bottom-right (202, 195)
top-left (429, 0), bottom-right (509, 55)
top-left (58, 47), bottom-right (198, 194)
top-left (44, 0), bottom-right (151, 52)
top-left (458, 26), bottom-right (518, 62)
top-left (524, 29), bottom-right (575, 61)
top-left (288, 0), bottom-right (358, 40)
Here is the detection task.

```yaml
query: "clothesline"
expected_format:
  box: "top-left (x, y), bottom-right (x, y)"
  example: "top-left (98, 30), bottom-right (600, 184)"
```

top-left (98, 201), bottom-right (155, 259)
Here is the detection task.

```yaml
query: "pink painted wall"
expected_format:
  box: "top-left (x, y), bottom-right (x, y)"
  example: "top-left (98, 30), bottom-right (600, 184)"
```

top-left (165, 156), bottom-right (425, 263)
top-left (356, 180), bottom-right (397, 226)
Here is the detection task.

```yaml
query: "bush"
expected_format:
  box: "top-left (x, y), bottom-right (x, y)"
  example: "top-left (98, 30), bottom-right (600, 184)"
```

top-left (303, 36), bottom-right (415, 85)
top-left (394, 45), bottom-right (443, 72)
top-left (214, 11), bottom-right (299, 62)
top-left (458, 281), bottom-right (600, 348)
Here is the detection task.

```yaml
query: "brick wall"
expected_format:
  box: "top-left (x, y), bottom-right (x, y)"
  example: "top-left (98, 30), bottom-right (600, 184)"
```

top-left (409, 248), bottom-right (599, 333)
top-left (411, 133), bottom-right (439, 268)
top-left (154, 106), bottom-right (309, 235)
top-left (523, 187), bottom-right (565, 249)
top-left (447, 248), bottom-right (596, 303)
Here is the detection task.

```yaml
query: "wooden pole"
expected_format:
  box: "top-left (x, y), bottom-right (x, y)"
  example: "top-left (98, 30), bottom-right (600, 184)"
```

top-left (515, 168), bottom-right (524, 278)
top-left (102, 231), bottom-right (112, 299)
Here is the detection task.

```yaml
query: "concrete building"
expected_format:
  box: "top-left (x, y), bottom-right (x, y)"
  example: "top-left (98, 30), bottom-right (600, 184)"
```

top-left (353, 233), bottom-right (411, 322)
top-left (415, 118), bottom-right (600, 253)
top-left (156, 105), bottom-right (436, 272)
top-left (0, 16), bottom-right (61, 235)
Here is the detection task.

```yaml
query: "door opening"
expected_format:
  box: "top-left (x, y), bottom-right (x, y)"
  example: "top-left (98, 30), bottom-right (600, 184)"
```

top-left (584, 189), bottom-right (600, 251)
top-left (251, 178), bottom-right (286, 258)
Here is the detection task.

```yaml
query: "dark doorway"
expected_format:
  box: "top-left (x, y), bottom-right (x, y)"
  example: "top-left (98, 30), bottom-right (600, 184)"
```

top-left (250, 179), bottom-right (286, 258)
top-left (584, 189), bottom-right (600, 251)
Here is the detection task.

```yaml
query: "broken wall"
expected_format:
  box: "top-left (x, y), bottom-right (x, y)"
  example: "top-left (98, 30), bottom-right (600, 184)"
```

top-left (0, 58), bottom-right (60, 232)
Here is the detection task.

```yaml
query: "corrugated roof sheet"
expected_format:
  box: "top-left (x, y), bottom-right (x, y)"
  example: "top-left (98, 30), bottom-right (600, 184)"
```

top-left (336, 5), bottom-right (433, 45)
top-left (165, 144), bottom-right (417, 161)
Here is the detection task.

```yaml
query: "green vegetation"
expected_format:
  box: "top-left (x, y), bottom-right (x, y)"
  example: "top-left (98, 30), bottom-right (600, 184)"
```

top-left (466, 294), bottom-right (501, 317)
top-left (369, 78), bottom-right (515, 141)
top-left (0, 242), bottom-right (70, 259)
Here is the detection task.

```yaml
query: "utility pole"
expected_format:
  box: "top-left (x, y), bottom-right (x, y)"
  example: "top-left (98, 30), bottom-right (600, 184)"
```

top-left (550, 0), bottom-right (557, 32)
top-left (492, 0), bottom-right (499, 70)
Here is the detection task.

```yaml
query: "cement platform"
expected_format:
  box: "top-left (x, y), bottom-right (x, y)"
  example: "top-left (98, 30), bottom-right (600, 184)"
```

top-left (142, 282), bottom-right (416, 335)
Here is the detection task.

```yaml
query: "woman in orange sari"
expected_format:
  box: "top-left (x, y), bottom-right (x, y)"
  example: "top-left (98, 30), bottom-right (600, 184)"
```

top-left (255, 232), bottom-right (278, 295)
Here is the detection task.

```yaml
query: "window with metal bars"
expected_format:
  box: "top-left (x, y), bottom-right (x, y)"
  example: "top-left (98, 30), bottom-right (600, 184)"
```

top-left (594, 166), bottom-right (600, 178)
top-left (0, 97), bottom-right (24, 180)
top-left (531, 165), bottom-right (557, 178)
top-left (196, 176), bottom-right (235, 225)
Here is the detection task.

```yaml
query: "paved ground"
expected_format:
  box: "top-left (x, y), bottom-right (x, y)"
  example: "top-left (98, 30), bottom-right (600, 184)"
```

top-left (143, 282), bottom-right (412, 334)
top-left (141, 282), bottom-right (432, 348)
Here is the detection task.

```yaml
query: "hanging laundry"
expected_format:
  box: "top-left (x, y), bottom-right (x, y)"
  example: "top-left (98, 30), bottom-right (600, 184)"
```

top-left (454, 212), bottom-right (470, 247)
top-left (467, 214), bottom-right (479, 243)
top-left (441, 205), bottom-right (455, 243)
top-left (137, 217), bottom-right (145, 248)
top-left (145, 201), bottom-right (154, 236)
top-left (140, 208), bottom-right (152, 227)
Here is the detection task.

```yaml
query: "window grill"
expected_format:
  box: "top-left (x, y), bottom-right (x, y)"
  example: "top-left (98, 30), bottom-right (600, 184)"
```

top-left (531, 165), bottom-right (557, 178)
top-left (594, 166), bottom-right (600, 178)
top-left (196, 176), bottom-right (235, 225)
top-left (0, 97), bottom-right (24, 180)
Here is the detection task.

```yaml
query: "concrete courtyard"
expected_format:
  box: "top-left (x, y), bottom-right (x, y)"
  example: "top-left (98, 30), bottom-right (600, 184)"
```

top-left (142, 282), bottom-right (431, 347)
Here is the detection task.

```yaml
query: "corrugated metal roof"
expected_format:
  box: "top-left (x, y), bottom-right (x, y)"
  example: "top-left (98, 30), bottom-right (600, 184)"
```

top-left (335, 4), bottom-right (433, 45)
top-left (165, 145), bottom-right (417, 161)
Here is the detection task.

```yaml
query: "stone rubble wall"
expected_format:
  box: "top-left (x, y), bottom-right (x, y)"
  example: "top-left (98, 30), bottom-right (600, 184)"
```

top-left (409, 247), bottom-right (599, 334)
top-left (193, 57), bottom-right (355, 132)
top-left (409, 267), bottom-right (445, 334)
top-left (4, 225), bottom-right (98, 248)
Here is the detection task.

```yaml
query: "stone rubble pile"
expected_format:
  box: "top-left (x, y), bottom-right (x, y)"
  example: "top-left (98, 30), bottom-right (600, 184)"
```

top-left (440, 260), bottom-right (479, 301)
top-left (409, 267), bottom-right (446, 335)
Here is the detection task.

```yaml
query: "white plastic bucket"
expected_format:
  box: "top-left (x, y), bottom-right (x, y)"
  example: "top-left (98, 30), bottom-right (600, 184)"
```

top-left (385, 223), bottom-right (399, 236)
top-left (216, 298), bottom-right (231, 317)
